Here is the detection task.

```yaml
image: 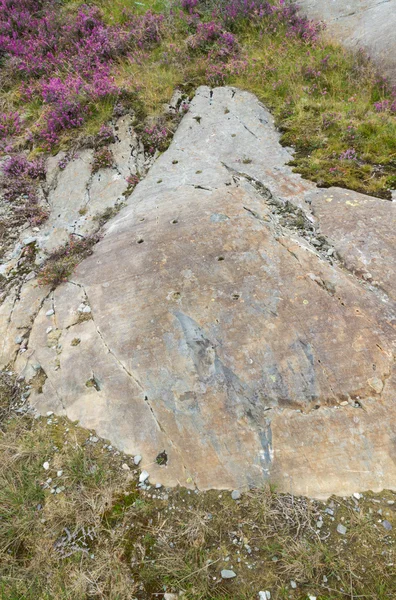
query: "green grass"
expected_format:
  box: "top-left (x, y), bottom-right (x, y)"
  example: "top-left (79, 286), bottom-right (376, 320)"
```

top-left (103, 6), bottom-right (396, 197)
top-left (0, 374), bottom-right (395, 600)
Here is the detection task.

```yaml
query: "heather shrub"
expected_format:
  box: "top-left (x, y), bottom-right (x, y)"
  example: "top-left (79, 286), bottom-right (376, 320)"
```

top-left (141, 122), bottom-right (171, 154)
top-left (37, 235), bottom-right (100, 288)
top-left (92, 147), bottom-right (114, 172)
top-left (96, 124), bottom-right (116, 146)
top-left (1, 154), bottom-right (47, 225)
top-left (0, 2), bottom-right (165, 149)
top-left (0, 111), bottom-right (21, 139)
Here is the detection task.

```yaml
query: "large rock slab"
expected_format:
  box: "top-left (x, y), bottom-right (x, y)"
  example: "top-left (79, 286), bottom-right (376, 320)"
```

top-left (296, 0), bottom-right (396, 81)
top-left (6, 87), bottom-right (396, 498)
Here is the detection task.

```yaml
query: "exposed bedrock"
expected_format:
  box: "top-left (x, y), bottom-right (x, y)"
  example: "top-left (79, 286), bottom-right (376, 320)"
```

top-left (2, 87), bottom-right (396, 498)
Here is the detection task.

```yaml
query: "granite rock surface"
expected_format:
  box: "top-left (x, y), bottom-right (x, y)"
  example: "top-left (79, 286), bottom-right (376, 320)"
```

top-left (1, 87), bottom-right (395, 498)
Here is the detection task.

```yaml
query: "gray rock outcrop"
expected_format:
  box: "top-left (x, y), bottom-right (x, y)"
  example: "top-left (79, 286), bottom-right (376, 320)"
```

top-left (1, 87), bottom-right (395, 498)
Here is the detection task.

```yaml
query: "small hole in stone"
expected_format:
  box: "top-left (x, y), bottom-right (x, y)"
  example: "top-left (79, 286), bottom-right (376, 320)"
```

top-left (156, 450), bottom-right (168, 465)
top-left (172, 219), bottom-right (178, 224)
top-left (139, 217), bottom-right (145, 222)
top-left (173, 291), bottom-right (181, 300)
top-left (86, 376), bottom-right (100, 391)
top-left (217, 256), bottom-right (225, 261)
top-left (137, 239), bottom-right (144, 244)
top-left (172, 160), bottom-right (178, 164)
top-left (232, 294), bottom-right (240, 300)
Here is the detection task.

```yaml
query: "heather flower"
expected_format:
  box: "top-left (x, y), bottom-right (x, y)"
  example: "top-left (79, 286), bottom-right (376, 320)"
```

top-left (2, 155), bottom-right (45, 179)
top-left (374, 100), bottom-right (391, 113)
top-left (141, 123), bottom-right (170, 154)
top-left (92, 148), bottom-right (114, 172)
top-left (0, 111), bottom-right (21, 138)
top-left (126, 174), bottom-right (140, 187)
top-left (339, 148), bottom-right (358, 161)
top-left (181, 0), bottom-right (199, 12)
top-left (96, 124), bottom-right (116, 146)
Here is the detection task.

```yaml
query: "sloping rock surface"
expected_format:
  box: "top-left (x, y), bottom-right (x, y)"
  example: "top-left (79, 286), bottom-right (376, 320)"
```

top-left (3, 87), bottom-right (396, 498)
top-left (296, 0), bottom-right (396, 81)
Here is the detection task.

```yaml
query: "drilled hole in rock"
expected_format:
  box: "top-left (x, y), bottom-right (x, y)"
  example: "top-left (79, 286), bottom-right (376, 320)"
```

top-left (217, 256), bottom-right (225, 261)
top-left (139, 218), bottom-right (145, 222)
top-left (86, 377), bottom-right (100, 391)
top-left (173, 291), bottom-right (181, 300)
top-left (137, 239), bottom-right (144, 244)
top-left (232, 294), bottom-right (240, 300)
top-left (156, 450), bottom-right (168, 466)
top-left (85, 377), bottom-right (100, 392)
top-left (172, 219), bottom-right (178, 224)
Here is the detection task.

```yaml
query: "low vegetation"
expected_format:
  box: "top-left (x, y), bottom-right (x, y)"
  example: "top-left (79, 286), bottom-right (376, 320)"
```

top-left (0, 0), bottom-right (395, 205)
top-left (0, 373), bottom-right (395, 600)
top-left (37, 234), bottom-right (100, 288)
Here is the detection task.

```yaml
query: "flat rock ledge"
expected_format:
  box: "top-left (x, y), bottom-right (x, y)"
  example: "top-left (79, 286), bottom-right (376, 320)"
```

top-left (2, 87), bottom-right (396, 498)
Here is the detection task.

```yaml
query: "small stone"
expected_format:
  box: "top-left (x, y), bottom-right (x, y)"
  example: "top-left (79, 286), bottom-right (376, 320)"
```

top-left (308, 596), bottom-right (317, 600)
top-left (353, 492), bottom-right (361, 500)
top-left (90, 436), bottom-right (99, 443)
top-left (46, 411), bottom-right (54, 417)
top-left (164, 594), bottom-right (179, 600)
top-left (221, 569), bottom-right (236, 579)
top-left (134, 454), bottom-right (142, 465)
top-left (231, 490), bottom-right (241, 500)
top-left (290, 580), bottom-right (297, 589)
top-left (46, 326), bottom-right (53, 334)
top-left (382, 520), bottom-right (392, 531)
top-left (316, 520), bottom-right (323, 529)
top-left (325, 508), bottom-right (334, 515)
top-left (337, 524), bottom-right (347, 535)
top-left (57, 470), bottom-right (63, 477)
top-left (387, 500), bottom-right (395, 505)
top-left (155, 483), bottom-right (162, 489)
top-left (139, 470), bottom-right (149, 483)
top-left (367, 377), bottom-right (383, 394)
top-left (43, 461), bottom-right (50, 470)
top-left (14, 335), bottom-right (23, 344)
top-left (258, 592), bottom-right (271, 600)
top-left (46, 309), bottom-right (54, 317)
top-left (82, 305), bottom-right (91, 313)
top-left (122, 463), bottom-right (130, 471)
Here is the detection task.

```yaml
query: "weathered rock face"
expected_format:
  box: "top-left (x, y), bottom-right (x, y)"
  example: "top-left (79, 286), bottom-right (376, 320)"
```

top-left (2, 87), bottom-right (396, 498)
top-left (296, 0), bottom-right (396, 81)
